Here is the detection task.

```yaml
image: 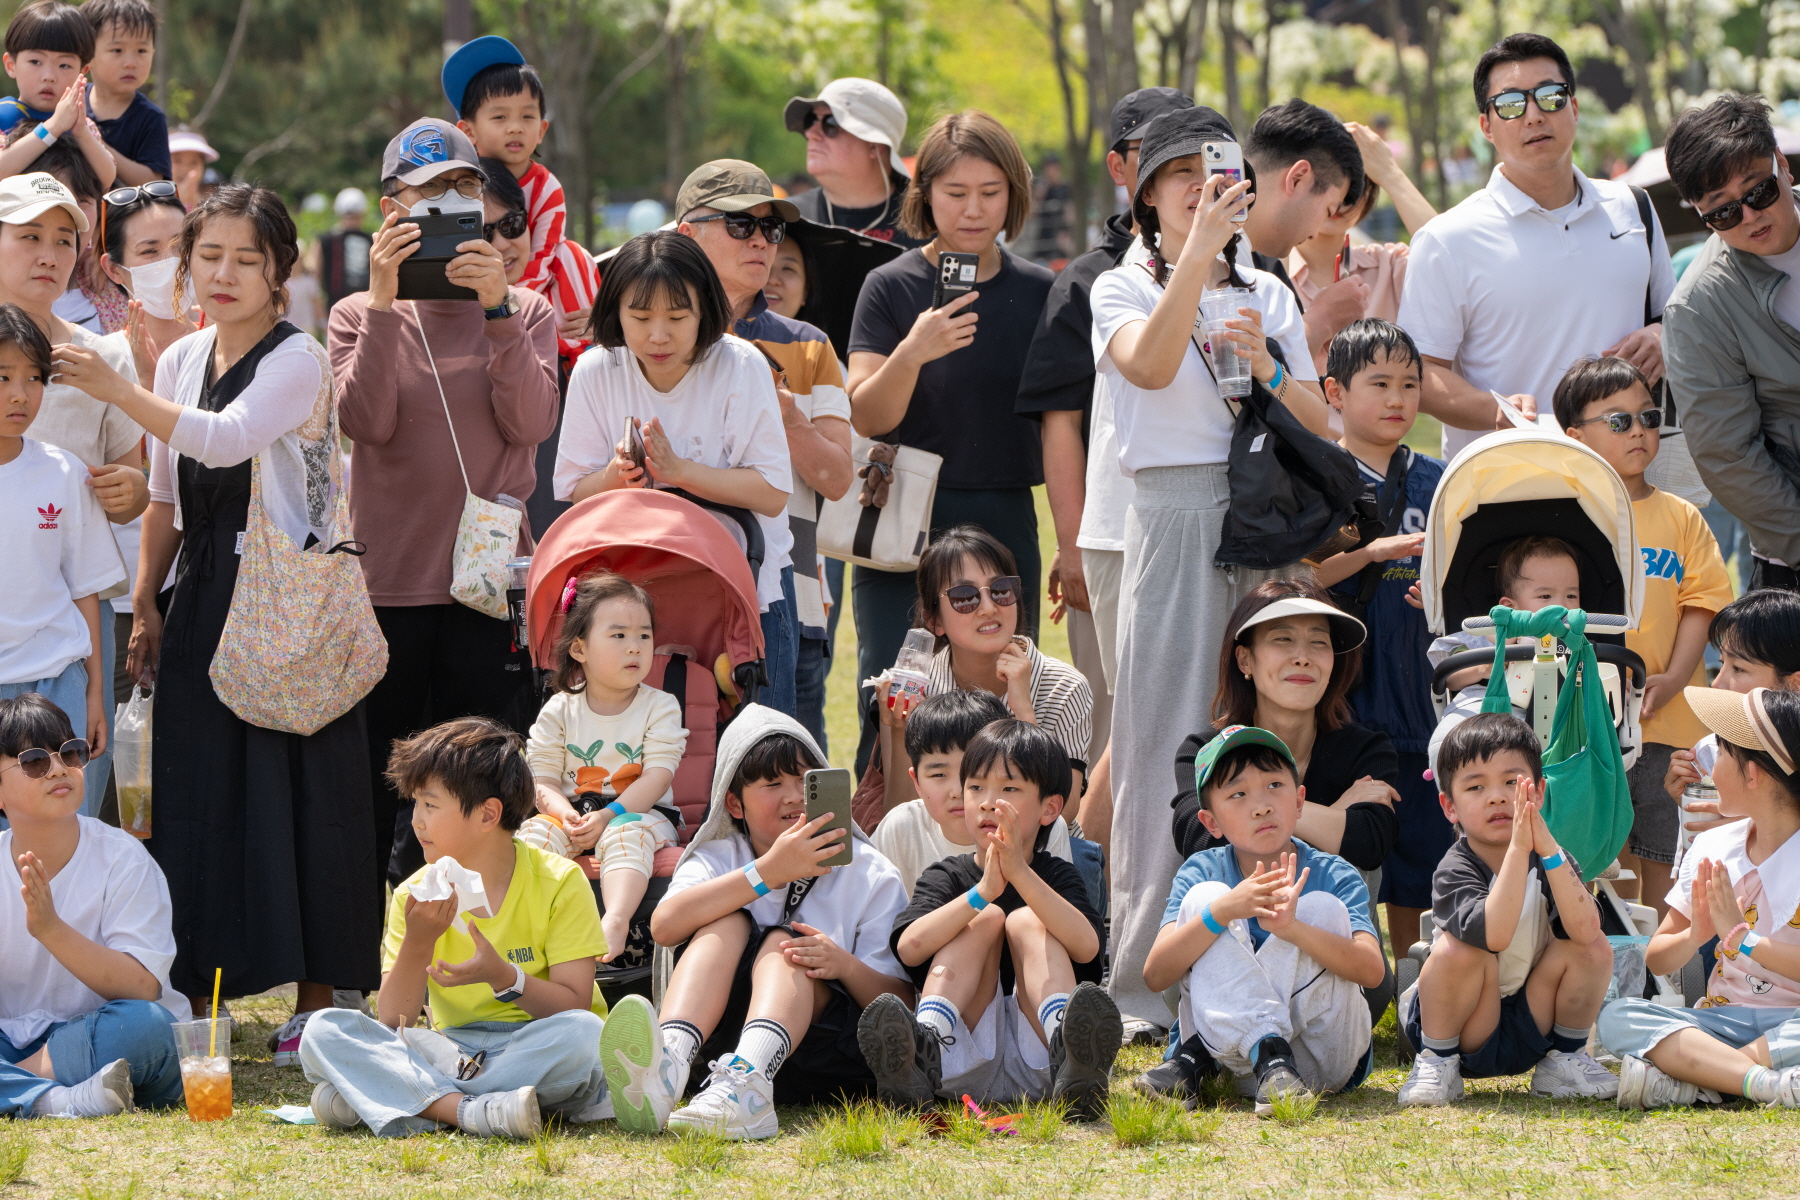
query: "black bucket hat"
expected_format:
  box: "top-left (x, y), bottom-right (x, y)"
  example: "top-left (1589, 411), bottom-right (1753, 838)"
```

top-left (1132, 105), bottom-right (1248, 209)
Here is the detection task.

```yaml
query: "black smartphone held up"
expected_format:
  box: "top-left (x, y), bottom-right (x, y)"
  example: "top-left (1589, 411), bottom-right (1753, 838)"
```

top-left (803, 768), bottom-right (854, 868)
top-left (395, 210), bottom-right (483, 301)
top-left (622, 416), bottom-right (647, 475)
top-left (932, 250), bottom-right (981, 309)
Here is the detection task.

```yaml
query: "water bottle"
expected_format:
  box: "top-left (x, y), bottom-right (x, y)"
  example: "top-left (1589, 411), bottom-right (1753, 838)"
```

top-left (1678, 778), bottom-right (1717, 870)
top-left (506, 557), bottom-right (532, 654)
top-left (890, 628), bottom-right (935, 707)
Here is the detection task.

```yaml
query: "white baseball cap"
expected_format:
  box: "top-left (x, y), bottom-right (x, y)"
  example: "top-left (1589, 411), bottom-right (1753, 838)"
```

top-left (333, 187), bottom-right (369, 216)
top-left (0, 173), bottom-right (88, 232)
top-left (168, 130), bottom-right (219, 162)
top-left (784, 78), bottom-right (910, 178)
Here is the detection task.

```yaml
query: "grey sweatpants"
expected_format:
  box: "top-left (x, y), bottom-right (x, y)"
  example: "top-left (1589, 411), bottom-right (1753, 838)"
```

top-left (1106, 463), bottom-right (1310, 1026)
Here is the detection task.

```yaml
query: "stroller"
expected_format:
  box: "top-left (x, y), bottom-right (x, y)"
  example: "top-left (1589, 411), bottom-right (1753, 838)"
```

top-left (524, 489), bottom-right (766, 986)
top-left (1395, 431), bottom-right (1703, 1049)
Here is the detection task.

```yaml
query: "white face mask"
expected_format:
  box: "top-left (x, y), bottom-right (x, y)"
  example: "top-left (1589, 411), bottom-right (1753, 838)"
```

top-left (128, 256), bottom-right (182, 320)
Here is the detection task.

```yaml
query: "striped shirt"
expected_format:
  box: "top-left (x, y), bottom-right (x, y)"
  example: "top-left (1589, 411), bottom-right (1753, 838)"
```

top-left (926, 638), bottom-right (1094, 772)
top-left (516, 161), bottom-right (597, 366)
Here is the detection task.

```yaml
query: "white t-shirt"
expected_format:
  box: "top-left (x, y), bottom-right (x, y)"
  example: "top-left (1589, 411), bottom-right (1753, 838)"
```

top-left (33, 325), bottom-right (140, 603)
top-left (0, 440), bottom-right (126, 685)
top-left (554, 337), bottom-right (794, 609)
top-left (0, 817), bottom-right (191, 1045)
top-left (1091, 261), bottom-right (1315, 476)
top-left (872, 797), bottom-right (1075, 897)
top-left (666, 831), bottom-right (909, 979)
top-left (1397, 165), bottom-right (1674, 460)
top-left (1763, 205), bottom-right (1800, 336)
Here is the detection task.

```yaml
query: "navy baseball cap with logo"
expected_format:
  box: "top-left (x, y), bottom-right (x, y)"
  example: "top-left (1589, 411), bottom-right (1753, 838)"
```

top-left (442, 35), bottom-right (526, 117)
top-left (381, 118), bottom-right (486, 189)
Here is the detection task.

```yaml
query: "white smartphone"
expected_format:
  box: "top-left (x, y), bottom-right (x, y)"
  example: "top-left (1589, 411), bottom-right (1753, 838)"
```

top-left (1202, 140), bottom-right (1249, 223)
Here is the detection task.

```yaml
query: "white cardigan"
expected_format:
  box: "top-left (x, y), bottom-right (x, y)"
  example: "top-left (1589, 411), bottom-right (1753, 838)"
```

top-left (146, 326), bottom-right (339, 551)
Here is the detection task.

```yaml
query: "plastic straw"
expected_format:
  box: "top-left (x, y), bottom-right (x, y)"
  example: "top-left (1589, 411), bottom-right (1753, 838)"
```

top-left (208, 967), bottom-right (222, 1056)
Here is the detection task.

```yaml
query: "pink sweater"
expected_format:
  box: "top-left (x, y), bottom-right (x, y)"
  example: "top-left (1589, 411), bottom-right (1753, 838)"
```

top-left (330, 290), bottom-right (559, 606)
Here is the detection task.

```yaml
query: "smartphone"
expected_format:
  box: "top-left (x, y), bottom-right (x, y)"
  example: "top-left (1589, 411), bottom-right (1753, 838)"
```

top-left (803, 767), bottom-right (854, 868)
top-left (622, 416), bottom-right (647, 474)
top-left (932, 250), bottom-right (981, 309)
top-left (395, 210), bottom-right (483, 301)
top-left (1202, 140), bottom-right (1250, 224)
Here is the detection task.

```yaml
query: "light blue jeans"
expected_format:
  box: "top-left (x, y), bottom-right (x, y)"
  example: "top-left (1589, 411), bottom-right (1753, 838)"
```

top-left (1598, 998), bottom-right (1800, 1069)
top-left (0, 657), bottom-right (94, 829)
top-left (299, 1008), bottom-right (606, 1137)
top-left (0, 999), bottom-right (182, 1116)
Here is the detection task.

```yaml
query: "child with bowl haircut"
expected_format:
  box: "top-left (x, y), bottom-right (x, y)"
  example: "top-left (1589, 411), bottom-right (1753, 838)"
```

top-left (872, 688), bottom-right (1013, 896)
top-left (1398, 714), bottom-right (1617, 1106)
top-left (300, 718), bottom-right (609, 1140)
top-left (1137, 726), bottom-right (1384, 1114)
top-left (601, 706), bottom-right (911, 1140)
top-left (862, 720), bottom-right (1119, 1116)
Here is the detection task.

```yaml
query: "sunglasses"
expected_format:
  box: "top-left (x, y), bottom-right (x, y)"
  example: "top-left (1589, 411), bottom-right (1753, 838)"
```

top-left (2, 739), bottom-right (91, 779)
top-left (1571, 408), bottom-right (1663, 434)
top-left (484, 209), bottom-right (527, 242)
top-left (801, 111), bottom-right (842, 138)
top-left (104, 180), bottom-right (179, 208)
top-left (1484, 83), bottom-right (1572, 120)
top-left (942, 577), bottom-right (1022, 615)
top-left (414, 176), bottom-right (484, 202)
top-left (1697, 158), bottom-right (1785, 231)
top-left (687, 212), bottom-right (787, 244)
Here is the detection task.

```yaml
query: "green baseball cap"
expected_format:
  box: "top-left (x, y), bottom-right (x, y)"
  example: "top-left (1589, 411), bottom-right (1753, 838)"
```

top-left (1193, 725), bottom-right (1295, 793)
top-left (674, 159), bottom-right (800, 222)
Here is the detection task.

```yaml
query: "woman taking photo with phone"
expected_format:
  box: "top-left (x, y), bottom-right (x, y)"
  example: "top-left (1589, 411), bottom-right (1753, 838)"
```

top-left (845, 108), bottom-right (1053, 773)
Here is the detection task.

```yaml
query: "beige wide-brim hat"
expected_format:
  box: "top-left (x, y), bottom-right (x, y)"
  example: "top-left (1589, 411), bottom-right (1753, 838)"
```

top-left (1686, 686), bottom-right (1797, 775)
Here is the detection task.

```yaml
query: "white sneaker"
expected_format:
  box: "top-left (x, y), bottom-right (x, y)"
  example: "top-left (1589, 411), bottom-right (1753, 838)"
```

top-left (457, 1086), bottom-right (542, 1139)
top-left (1398, 1049), bottom-right (1465, 1107)
top-left (600, 994), bottom-right (686, 1134)
top-left (331, 989), bottom-right (371, 1016)
top-left (666, 1058), bottom-right (778, 1140)
top-left (1771, 1066), bottom-right (1800, 1108)
top-left (309, 1081), bottom-right (362, 1131)
top-left (1616, 1055), bottom-right (1698, 1110)
top-left (1120, 1018), bottom-right (1166, 1047)
top-left (35, 1058), bottom-right (133, 1118)
top-left (1531, 1049), bottom-right (1620, 1100)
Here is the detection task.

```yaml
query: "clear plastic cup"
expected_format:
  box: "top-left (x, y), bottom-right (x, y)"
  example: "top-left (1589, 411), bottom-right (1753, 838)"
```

top-left (890, 627), bottom-right (936, 707)
top-left (1198, 288), bottom-right (1254, 398)
top-left (172, 1017), bottom-right (233, 1121)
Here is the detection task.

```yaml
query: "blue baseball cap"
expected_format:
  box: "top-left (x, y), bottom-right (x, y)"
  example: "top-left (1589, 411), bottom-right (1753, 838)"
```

top-left (380, 118), bottom-right (486, 188)
top-left (442, 35), bottom-right (526, 116)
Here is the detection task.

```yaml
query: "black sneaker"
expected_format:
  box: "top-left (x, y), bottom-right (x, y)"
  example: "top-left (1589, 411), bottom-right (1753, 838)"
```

top-left (1250, 1034), bottom-right (1313, 1117)
top-left (1132, 1035), bottom-right (1219, 1106)
top-left (857, 993), bottom-right (936, 1107)
top-left (1049, 982), bottom-right (1124, 1120)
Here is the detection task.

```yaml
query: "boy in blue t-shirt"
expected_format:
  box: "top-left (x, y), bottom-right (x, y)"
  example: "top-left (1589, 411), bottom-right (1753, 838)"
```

top-left (81, 0), bottom-right (170, 183)
top-left (1134, 727), bottom-right (1384, 1115)
top-left (1315, 319), bottom-right (1447, 962)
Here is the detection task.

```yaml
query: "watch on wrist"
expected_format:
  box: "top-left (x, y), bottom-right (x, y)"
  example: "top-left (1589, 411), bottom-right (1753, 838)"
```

top-left (492, 962), bottom-right (527, 1003)
top-left (484, 295), bottom-right (520, 321)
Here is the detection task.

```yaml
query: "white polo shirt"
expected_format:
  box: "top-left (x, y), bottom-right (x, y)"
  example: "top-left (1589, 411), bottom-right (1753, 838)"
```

top-left (1398, 164), bottom-right (1674, 460)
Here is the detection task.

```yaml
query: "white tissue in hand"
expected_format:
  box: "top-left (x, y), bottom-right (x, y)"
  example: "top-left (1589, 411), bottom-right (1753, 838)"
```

top-left (861, 668), bottom-right (895, 692)
top-left (412, 857), bottom-right (491, 922)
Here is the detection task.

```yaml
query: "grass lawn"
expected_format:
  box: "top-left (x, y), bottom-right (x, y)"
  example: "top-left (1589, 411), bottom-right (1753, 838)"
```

top-left (6, 988), bottom-right (1800, 1199)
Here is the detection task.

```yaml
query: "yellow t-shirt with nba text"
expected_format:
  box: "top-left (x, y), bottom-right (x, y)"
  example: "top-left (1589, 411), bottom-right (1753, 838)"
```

top-left (1627, 488), bottom-right (1733, 750)
top-left (383, 839), bottom-right (608, 1030)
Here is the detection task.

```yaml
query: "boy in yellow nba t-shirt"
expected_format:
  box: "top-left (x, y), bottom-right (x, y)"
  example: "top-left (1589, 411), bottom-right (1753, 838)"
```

top-left (300, 718), bottom-right (610, 1138)
top-left (1555, 356), bottom-right (1733, 921)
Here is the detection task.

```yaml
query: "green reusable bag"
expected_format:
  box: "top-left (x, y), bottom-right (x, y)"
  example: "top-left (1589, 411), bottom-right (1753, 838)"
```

top-left (1479, 605), bottom-right (1633, 883)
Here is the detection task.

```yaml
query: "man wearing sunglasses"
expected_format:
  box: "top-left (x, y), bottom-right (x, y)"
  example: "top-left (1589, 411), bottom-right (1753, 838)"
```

top-left (676, 160), bottom-right (853, 734)
top-left (782, 78), bottom-right (923, 249)
top-left (1397, 33), bottom-right (1674, 461)
top-left (1663, 95), bottom-right (1800, 592)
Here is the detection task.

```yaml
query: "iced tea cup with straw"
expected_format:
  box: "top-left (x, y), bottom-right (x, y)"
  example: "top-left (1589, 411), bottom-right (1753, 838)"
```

top-left (173, 1014), bottom-right (233, 1121)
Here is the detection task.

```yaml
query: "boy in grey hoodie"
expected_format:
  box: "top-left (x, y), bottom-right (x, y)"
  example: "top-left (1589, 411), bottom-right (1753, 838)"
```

top-left (597, 706), bottom-right (912, 1139)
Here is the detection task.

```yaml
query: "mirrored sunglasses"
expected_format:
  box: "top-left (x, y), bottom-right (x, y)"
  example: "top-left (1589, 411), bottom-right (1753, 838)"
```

top-left (1484, 83), bottom-right (1572, 120)
top-left (1697, 160), bottom-right (1785, 231)
top-left (942, 577), bottom-right (1022, 614)
top-left (1573, 408), bottom-right (1663, 435)
top-left (103, 180), bottom-right (179, 208)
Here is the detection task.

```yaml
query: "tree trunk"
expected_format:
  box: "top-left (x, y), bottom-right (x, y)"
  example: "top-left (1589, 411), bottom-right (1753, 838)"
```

top-left (1109, 0), bottom-right (1141, 103)
top-left (1592, 0), bottom-right (1664, 147)
top-left (1081, 0), bottom-right (1114, 215)
top-left (1422, 2), bottom-right (1445, 208)
top-left (1045, 0), bottom-right (1093, 254)
top-left (1179, 0), bottom-right (1208, 100)
top-left (513, 0), bottom-right (604, 248)
top-left (664, 27), bottom-right (687, 203)
top-left (1220, 0), bottom-right (1243, 132)
top-left (1382, 0), bottom-right (1426, 192)
top-left (1257, 0), bottom-right (1277, 114)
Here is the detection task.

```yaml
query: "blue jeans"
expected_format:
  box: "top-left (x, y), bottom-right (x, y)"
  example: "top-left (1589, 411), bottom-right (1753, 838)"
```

top-left (0, 999), bottom-right (182, 1116)
top-left (758, 566), bottom-right (799, 719)
top-left (299, 1008), bottom-right (606, 1137)
top-left (1598, 998), bottom-right (1800, 1069)
top-left (1, 659), bottom-right (92, 830)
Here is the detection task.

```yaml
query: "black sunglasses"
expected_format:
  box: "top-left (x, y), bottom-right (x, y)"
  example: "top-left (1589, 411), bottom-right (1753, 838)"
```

top-left (2, 739), bottom-right (91, 779)
top-left (942, 577), bottom-right (1022, 615)
top-left (484, 209), bottom-right (528, 242)
top-left (687, 212), bottom-right (787, 244)
top-left (104, 180), bottom-right (180, 208)
top-left (801, 111), bottom-right (842, 138)
top-left (1697, 158), bottom-right (1785, 231)
top-left (1484, 83), bottom-right (1572, 120)
top-left (1572, 408), bottom-right (1663, 434)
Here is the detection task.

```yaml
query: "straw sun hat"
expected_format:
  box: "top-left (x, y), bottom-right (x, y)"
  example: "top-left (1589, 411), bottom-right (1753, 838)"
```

top-left (1685, 686), bottom-right (1797, 776)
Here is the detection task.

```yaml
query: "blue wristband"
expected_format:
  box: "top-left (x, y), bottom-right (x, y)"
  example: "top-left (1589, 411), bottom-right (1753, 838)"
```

top-left (1742, 930), bottom-right (1765, 959)
top-left (965, 887), bottom-right (990, 912)
top-left (1540, 849), bottom-right (1565, 873)
top-left (602, 800), bottom-right (627, 821)
top-left (1201, 903), bottom-right (1227, 935)
top-left (742, 863), bottom-right (771, 897)
top-left (1268, 361), bottom-right (1284, 392)
top-left (33, 124), bottom-right (55, 146)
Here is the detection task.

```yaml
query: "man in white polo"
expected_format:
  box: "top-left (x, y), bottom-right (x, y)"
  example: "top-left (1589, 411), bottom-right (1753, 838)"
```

top-left (783, 78), bottom-right (922, 248)
top-left (1398, 32), bottom-right (1673, 460)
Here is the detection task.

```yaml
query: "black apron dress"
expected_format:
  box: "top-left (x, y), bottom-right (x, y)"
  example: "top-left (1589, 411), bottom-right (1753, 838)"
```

top-left (146, 322), bottom-right (380, 999)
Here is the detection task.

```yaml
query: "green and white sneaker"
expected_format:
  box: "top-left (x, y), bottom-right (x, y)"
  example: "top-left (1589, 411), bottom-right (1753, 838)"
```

top-left (600, 995), bottom-right (686, 1134)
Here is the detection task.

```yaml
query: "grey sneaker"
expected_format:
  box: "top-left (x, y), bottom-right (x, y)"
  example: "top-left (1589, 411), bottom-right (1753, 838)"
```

top-left (857, 993), bottom-right (937, 1108)
top-left (1250, 1035), bottom-right (1312, 1117)
top-left (1132, 1035), bottom-right (1219, 1106)
top-left (457, 1086), bottom-right (542, 1139)
top-left (310, 1081), bottom-right (362, 1131)
top-left (1050, 983), bottom-right (1123, 1120)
